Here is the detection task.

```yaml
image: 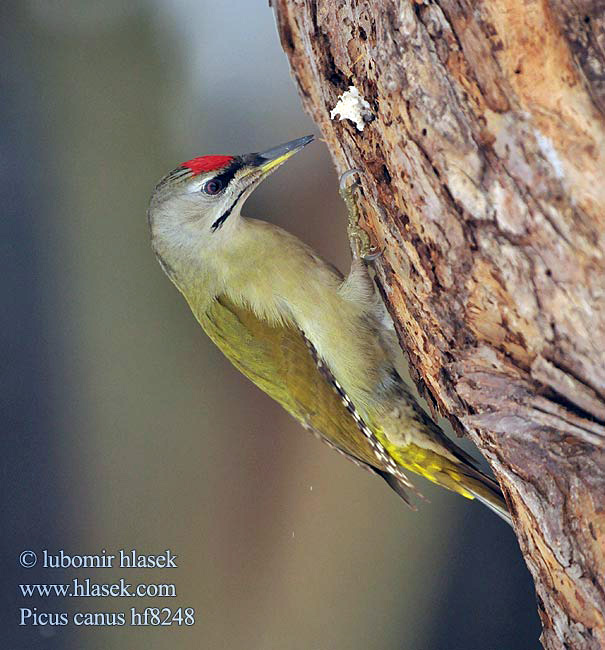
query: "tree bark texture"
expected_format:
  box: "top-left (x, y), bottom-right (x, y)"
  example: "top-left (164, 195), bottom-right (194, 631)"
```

top-left (273, 1), bottom-right (605, 648)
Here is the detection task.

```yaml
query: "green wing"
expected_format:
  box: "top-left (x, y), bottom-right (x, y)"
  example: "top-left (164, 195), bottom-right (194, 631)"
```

top-left (197, 294), bottom-right (380, 468)
top-left (196, 295), bottom-right (510, 521)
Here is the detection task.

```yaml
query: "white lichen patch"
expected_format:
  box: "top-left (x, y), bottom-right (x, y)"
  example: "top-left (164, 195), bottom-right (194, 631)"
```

top-left (534, 130), bottom-right (565, 180)
top-left (445, 162), bottom-right (488, 222)
top-left (330, 86), bottom-right (373, 131)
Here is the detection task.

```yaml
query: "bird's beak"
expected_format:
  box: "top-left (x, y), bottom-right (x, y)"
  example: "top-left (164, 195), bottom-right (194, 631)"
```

top-left (250, 135), bottom-right (314, 175)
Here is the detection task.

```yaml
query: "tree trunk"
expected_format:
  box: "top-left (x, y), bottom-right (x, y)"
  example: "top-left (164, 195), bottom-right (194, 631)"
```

top-left (272, 1), bottom-right (605, 647)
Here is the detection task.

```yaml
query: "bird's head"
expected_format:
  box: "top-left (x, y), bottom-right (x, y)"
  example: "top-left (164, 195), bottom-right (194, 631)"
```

top-left (148, 135), bottom-right (314, 252)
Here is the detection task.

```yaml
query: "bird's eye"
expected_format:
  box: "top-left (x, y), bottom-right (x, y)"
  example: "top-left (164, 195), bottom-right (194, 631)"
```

top-left (202, 179), bottom-right (224, 195)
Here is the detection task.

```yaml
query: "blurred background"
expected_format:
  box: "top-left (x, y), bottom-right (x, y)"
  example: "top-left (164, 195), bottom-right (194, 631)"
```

top-left (3, 1), bottom-right (540, 648)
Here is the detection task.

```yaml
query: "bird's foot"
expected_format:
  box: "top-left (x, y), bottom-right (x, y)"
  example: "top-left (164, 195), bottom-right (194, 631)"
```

top-left (339, 169), bottom-right (379, 261)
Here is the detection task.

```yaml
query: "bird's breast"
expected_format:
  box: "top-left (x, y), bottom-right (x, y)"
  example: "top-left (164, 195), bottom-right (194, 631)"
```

top-left (209, 219), bottom-right (395, 415)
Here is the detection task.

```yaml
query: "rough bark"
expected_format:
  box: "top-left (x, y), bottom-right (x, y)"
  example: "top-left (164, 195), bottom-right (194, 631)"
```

top-left (272, 1), bottom-right (605, 648)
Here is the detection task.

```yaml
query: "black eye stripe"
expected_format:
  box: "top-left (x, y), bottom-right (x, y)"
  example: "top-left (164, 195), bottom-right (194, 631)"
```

top-left (211, 187), bottom-right (246, 232)
top-left (208, 158), bottom-right (243, 189)
top-left (207, 158), bottom-right (246, 232)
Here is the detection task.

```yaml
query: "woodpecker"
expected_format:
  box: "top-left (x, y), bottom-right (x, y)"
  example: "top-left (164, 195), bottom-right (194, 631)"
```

top-left (148, 135), bottom-right (511, 525)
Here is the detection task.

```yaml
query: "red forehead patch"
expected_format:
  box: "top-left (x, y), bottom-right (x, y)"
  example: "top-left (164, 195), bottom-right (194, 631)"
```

top-left (181, 155), bottom-right (234, 175)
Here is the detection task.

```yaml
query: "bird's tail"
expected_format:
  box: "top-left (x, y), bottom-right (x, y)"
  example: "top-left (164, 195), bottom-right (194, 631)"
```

top-left (387, 442), bottom-right (513, 526)
top-left (427, 441), bottom-right (512, 526)
top-left (459, 467), bottom-right (512, 526)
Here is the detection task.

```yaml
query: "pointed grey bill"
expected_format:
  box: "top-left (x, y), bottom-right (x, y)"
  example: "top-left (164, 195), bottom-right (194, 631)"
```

top-left (252, 135), bottom-right (314, 167)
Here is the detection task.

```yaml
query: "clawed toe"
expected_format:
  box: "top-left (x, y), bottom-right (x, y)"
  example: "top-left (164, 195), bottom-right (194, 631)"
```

top-left (362, 248), bottom-right (383, 263)
top-left (339, 168), bottom-right (376, 260)
top-left (339, 168), bottom-right (363, 192)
